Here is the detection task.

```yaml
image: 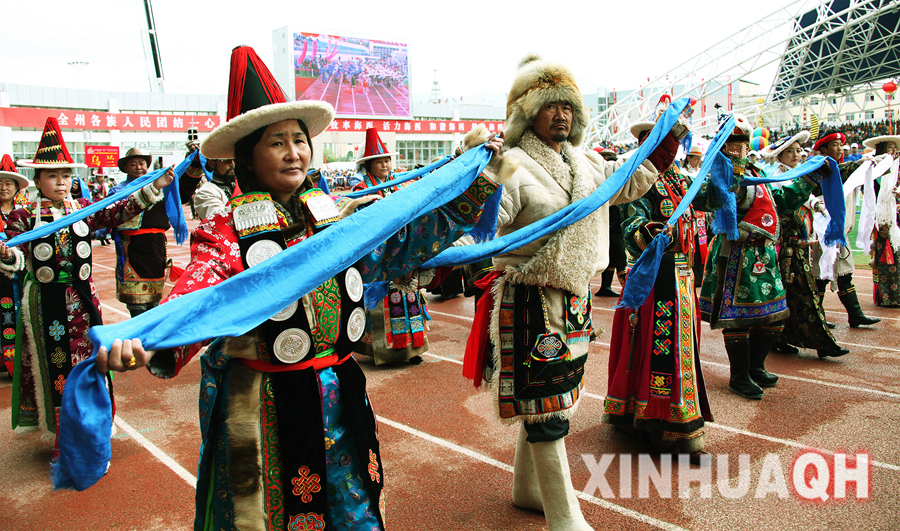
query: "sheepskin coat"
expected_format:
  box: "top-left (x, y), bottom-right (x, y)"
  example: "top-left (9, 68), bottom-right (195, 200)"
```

top-left (484, 130), bottom-right (658, 422)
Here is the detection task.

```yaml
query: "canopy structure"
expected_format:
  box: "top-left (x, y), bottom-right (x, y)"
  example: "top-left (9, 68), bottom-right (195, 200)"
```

top-left (588, 0), bottom-right (900, 144)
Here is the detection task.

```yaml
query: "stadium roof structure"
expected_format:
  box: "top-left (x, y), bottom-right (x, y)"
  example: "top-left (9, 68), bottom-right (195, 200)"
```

top-left (588, 0), bottom-right (900, 144)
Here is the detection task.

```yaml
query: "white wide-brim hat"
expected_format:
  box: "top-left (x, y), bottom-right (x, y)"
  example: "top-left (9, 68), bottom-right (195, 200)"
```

top-left (863, 135), bottom-right (900, 151)
top-left (202, 101), bottom-right (334, 160)
top-left (763, 130), bottom-right (810, 161)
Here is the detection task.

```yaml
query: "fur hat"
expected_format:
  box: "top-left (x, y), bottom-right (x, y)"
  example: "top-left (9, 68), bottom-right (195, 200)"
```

top-left (16, 117), bottom-right (87, 170)
top-left (504, 54), bottom-right (589, 148)
top-left (0, 154), bottom-right (28, 189)
top-left (763, 130), bottom-right (809, 161)
top-left (117, 147), bottom-right (153, 172)
top-left (202, 46), bottom-right (334, 160)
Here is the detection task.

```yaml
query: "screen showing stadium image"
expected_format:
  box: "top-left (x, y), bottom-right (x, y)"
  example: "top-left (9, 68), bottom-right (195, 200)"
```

top-left (293, 32), bottom-right (410, 118)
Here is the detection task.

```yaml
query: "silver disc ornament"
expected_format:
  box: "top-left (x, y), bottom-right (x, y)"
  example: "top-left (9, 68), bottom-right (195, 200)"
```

top-left (273, 328), bottom-right (311, 364)
top-left (346, 307), bottom-right (366, 342)
top-left (246, 240), bottom-right (283, 268)
top-left (345, 267), bottom-right (363, 302)
top-left (33, 243), bottom-right (54, 262)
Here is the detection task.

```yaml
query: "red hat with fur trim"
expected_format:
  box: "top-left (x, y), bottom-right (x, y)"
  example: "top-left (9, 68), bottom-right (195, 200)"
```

top-left (812, 130), bottom-right (846, 152)
top-left (356, 128), bottom-right (396, 164)
top-left (17, 117), bottom-right (87, 170)
top-left (0, 154), bottom-right (29, 189)
top-left (201, 46), bottom-right (334, 159)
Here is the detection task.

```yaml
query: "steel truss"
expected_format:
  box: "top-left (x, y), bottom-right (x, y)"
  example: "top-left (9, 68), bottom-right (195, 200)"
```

top-left (587, 0), bottom-right (900, 145)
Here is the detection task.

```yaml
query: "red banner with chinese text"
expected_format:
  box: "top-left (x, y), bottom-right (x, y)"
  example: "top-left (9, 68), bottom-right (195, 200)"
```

top-left (84, 146), bottom-right (120, 168)
top-left (325, 118), bottom-right (504, 134)
top-left (0, 107), bottom-right (505, 135)
top-left (0, 107), bottom-right (220, 131)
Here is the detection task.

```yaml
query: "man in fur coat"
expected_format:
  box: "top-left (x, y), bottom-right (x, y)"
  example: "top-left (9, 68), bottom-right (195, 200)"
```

top-left (464, 55), bottom-right (687, 531)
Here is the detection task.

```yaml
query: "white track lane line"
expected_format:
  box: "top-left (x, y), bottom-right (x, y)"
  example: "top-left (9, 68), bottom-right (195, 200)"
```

top-left (700, 360), bottom-right (900, 399)
top-left (428, 312), bottom-right (900, 390)
top-left (825, 309), bottom-right (900, 322)
top-left (425, 352), bottom-right (900, 471)
top-left (114, 415), bottom-right (197, 487)
top-left (376, 415), bottom-right (690, 531)
top-left (578, 391), bottom-right (899, 472)
top-left (100, 302), bottom-right (130, 318)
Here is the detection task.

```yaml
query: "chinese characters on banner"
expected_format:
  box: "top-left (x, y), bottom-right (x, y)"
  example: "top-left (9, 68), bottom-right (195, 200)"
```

top-left (0, 107), bottom-right (504, 135)
top-left (326, 119), bottom-right (505, 134)
top-left (84, 146), bottom-right (120, 168)
top-left (0, 107), bottom-right (220, 131)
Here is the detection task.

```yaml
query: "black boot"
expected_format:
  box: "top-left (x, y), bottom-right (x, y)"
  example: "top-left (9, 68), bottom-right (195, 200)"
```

top-left (816, 280), bottom-right (836, 328)
top-left (838, 286), bottom-right (881, 327)
top-left (817, 345), bottom-right (850, 358)
top-left (595, 269), bottom-right (620, 297)
top-left (770, 340), bottom-right (799, 354)
top-left (749, 329), bottom-right (779, 387)
top-left (724, 335), bottom-right (764, 399)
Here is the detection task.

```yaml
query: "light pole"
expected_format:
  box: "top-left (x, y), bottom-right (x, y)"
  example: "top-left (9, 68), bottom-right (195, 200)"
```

top-left (67, 61), bottom-right (89, 89)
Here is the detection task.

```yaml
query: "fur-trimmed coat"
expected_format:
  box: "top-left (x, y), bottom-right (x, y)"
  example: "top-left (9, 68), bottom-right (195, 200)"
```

top-left (489, 131), bottom-right (659, 361)
top-left (482, 131), bottom-right (659, 423)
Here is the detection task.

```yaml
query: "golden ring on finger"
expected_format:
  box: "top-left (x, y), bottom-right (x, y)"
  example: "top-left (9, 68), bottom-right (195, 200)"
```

top-left (125, 357), bottom-right (137, 368)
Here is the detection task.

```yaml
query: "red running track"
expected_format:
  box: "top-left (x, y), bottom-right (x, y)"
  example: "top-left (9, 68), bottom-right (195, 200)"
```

top-left (1, 215), bottom-right (898, 530)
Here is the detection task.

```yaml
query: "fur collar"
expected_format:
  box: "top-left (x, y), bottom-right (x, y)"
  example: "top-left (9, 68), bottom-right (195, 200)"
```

top-left (503, 130), bottom-right (605, 296)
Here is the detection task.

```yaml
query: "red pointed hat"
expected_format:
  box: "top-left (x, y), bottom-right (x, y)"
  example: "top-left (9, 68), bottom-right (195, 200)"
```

top-left (0, 154), bottom-right (29, 189)
top-left (17, 117), bottom-right (87, 170)
top-left (356, 128), bottom-right (396, 164)
top-left (201, 45), bottom-right (335, 159)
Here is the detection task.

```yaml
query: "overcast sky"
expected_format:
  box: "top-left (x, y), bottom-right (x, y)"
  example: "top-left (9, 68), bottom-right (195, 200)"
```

top-left (1, 0), bottom-right (801, 102)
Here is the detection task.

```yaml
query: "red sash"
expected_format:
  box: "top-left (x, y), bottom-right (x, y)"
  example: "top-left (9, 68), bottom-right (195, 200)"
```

top-left (240, 352), bottom-right (353, 373)
top-left (462, 270), bottom-right (503, 387)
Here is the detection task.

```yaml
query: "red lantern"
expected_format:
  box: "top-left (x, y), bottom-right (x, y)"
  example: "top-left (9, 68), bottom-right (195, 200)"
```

top-left (884, 81), bottom-right (898, 95)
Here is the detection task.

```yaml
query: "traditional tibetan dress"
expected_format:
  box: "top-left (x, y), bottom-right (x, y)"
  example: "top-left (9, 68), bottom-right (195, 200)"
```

top-left (1, 186), bottom-right (162, 452)
top-left (772, 163), bottom-right (842, 348)
top-left (351, 171), bottom-right (434, 365)
top-left (152, 177), bottom-right (497, 531)
top-left (1, 197), bottom-right (27, 375)
top-left (872, 197), bottom-right (900, 306)
top-left (111, 171), bottom-right (197, 306)
top-left (112, 195), bottom-right (169, 305)
top-left (700, 162), bottom-right (822, 328)
top-left (603, 167), bottom-right (716, 452)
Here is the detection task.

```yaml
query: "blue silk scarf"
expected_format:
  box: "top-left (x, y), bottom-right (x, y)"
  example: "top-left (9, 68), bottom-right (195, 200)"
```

top-left (617, 115), bottom-right (736, 309)
top-left (7, 151), bottom-right (205, 249)
top-left (709, 155), bottom-right (845, 247)
top-left (414, 98), bottom-right (691, 276)
top-left (52, 144), bottom-right (492, 491)
top-left (342, 156), bottom-right (451, 199)
top-left (347, 153), bottom-right (500, 263)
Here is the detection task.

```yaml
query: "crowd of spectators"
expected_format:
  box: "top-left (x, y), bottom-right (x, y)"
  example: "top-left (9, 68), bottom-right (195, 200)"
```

top-left (772, 118), bottom-right (900, 146)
